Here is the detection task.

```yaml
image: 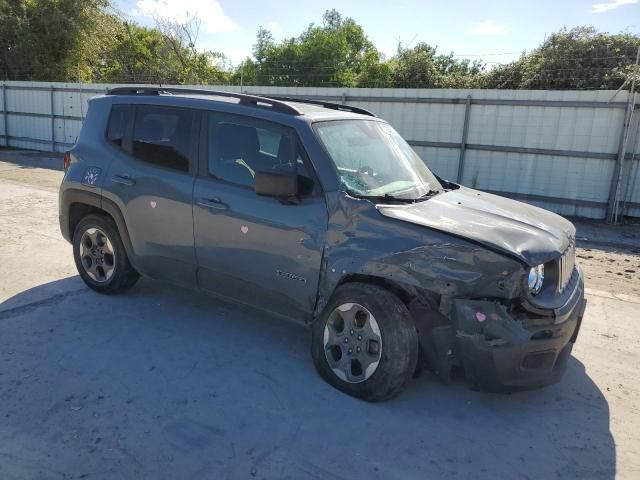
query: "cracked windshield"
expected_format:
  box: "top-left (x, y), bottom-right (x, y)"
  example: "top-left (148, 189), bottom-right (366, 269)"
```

top-left (314, 120), bottom-right (442, 200)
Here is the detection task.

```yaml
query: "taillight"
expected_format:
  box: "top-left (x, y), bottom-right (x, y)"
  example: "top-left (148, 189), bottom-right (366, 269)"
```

top-left (63, 151), bottom-right (71, 171)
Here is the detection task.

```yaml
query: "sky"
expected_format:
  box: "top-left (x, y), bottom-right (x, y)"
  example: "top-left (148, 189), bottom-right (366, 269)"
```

top-left (114, 0), bottom-right (640, 66)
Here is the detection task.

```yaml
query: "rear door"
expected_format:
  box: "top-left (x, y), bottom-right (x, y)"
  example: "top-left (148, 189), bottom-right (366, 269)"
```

top-left (102, 104), bottom-right (199, 285)
top-left (193, 111), bottom-right (327, 320)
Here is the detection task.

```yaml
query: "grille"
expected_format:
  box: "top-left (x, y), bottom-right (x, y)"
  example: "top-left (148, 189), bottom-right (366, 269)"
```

top-left (557, 241), bottom-right (576, 294)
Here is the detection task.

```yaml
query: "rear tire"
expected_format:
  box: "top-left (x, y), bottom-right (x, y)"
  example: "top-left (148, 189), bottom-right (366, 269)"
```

top-left (311, 282), bottom-right (418, 402)
top-left (72, 214), bottom-right (139, 294)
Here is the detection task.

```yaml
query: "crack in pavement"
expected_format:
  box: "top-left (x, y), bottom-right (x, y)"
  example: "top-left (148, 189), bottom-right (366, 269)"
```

top-left (0, 288), bottom-right (88, 320)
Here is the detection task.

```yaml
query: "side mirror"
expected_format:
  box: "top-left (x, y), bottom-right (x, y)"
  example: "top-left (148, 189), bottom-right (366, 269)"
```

top-left (254, 171), bottom-right (297, 197)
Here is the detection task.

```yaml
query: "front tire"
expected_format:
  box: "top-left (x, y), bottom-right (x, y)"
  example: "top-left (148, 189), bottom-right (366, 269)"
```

top-left (311, 283), bottom-right (418, 402)
top-left (72, 214), bottom-right (139, 294)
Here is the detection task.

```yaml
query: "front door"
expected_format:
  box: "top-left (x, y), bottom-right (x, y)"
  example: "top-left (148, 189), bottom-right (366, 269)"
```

top-left (193, 112), bottom-right (327, 320)
top-left (102, 104), bottom-right (199, 285)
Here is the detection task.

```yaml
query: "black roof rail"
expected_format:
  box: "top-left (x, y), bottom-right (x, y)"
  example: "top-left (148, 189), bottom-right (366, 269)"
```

top-left (106, 87), bottom-right (303, 115)
top-left (264, 95), bottom-right (376, 117)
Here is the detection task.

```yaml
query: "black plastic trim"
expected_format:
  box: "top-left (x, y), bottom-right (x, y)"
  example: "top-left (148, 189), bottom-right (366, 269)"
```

top-left (60, 189), bottom-right (135, 260)
top-left (107, 87), bottom-right (303, 116)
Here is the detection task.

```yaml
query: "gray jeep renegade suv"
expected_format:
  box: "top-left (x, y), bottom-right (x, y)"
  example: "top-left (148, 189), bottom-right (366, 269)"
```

top-left (59, 87), bottom-right (586, 401)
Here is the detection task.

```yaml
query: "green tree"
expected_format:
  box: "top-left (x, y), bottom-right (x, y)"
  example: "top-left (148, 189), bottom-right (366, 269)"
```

top-left (4, 3), bottom-right (638, 91)
top-left (0, 0), bottom-right (109, 80)
top-left (90, 13), bottom-right (230, 85)
top-left (357, 57), bottom-right (393, 87)
top-left (93, 21), bottom-right (166, 83)
top-left (485, 27), bottom-right (640, 90)
top-left (391, 42), bottom-right (485, 88)
top-left (249, 9), bottom-right (385, 87)
top-left (0, 0), bottom-right (230, 84)
top-left (231, 57), bottom-right (258, 86)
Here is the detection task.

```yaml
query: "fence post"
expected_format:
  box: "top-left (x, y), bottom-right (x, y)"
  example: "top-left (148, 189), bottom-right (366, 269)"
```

top-left (456, 95), bottom-right (472, 183)
top-left (49, 86), bottom-right (56, 152)
top-left (607, 45), bottom-right (640, 223)
top-left (607, 102), bottom-right (639, 224)
top-left (606, 99), bottom-right (629, 223)
top-left (2, 83), bottom-right (7, 147)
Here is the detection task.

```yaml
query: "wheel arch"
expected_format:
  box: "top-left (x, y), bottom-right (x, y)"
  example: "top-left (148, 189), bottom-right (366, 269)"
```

top-left (335, 274), bottom-right (416, 308)
top-left (61, 189), bottom-right (136, 261)
top-left (316, 273), bottom-right (439, 318)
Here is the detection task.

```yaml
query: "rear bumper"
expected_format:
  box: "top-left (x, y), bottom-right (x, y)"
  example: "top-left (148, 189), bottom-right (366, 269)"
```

top-left (452, 277), bottom-right (586, 391)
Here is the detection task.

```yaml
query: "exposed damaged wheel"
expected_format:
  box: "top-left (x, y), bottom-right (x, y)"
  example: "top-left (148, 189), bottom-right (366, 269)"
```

top-left (73, 214), bottom-right (139, 294)
top-left (311, 283), bottom-right (418, 402)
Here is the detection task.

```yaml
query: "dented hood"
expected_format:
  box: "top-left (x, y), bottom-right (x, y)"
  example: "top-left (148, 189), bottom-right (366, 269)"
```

top-left (376, 187), bottom-right (575, 266)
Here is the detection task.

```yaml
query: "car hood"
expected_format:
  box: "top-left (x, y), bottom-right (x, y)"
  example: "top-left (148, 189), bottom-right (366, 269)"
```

top-left (376, 187), bottom-right (575, 266)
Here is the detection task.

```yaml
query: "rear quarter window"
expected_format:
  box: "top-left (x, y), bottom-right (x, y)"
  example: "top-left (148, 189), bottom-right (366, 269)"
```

top-left (106, 105), bottom-right (131, 148)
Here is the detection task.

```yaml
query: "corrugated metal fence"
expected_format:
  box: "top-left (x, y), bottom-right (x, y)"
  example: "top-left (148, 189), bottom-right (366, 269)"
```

top-left (1, 81), bottom-right (639, 220)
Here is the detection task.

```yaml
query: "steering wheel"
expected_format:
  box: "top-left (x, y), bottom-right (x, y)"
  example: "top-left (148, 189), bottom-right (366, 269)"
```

top-left (357, 165), bottom-right (376, 177)
top-left (353, 165), bottom-right (383, 191)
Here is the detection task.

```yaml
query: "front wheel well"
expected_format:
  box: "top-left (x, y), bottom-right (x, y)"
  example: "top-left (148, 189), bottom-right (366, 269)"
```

top-left (336, 274), bottom-right (415, 308)
top-left (332, 273), bottom-right (442, 322)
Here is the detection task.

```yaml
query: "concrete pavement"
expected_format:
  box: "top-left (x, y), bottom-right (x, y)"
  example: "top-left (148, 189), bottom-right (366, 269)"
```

top-left (1, 150), bottom-right (639, 479)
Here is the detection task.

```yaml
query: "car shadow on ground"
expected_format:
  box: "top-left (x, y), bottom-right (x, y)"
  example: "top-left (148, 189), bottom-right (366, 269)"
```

top-left (0, 149), bottom-right (64, 171)
top-left (0, 276), bottom-right (616, 480)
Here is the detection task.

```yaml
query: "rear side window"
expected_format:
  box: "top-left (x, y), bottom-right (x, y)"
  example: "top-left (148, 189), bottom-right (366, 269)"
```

top-left (106, 105), bottom-right (130, 148)
top-left (131, 106), bottom-right (195, 172)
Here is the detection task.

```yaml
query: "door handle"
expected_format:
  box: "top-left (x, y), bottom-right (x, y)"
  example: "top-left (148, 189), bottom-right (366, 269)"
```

top-left (111, 174), bottom-right (136, 187)
top-left (197, 197), bottom-right (228, 211)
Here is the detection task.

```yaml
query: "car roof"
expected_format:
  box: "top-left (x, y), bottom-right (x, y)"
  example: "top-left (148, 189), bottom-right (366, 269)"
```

top-left (102, 87), bottom-right (378, 123)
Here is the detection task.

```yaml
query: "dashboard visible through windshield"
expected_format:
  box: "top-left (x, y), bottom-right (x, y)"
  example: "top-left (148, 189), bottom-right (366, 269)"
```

top-left (313, 119), bottom-right (442, 200)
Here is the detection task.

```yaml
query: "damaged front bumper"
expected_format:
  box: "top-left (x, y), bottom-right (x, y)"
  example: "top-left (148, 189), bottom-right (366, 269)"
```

top-left (450, 273), bottom-right (586, 391)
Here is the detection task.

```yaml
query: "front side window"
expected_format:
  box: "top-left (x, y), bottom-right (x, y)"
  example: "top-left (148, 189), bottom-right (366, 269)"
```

top-left (208, 115), bottom-right (298, 188)
top-left (314, 120), bottom-right (442, 200)
top-left (131, 106), bottom-right (195, 172)
top-left (106, 105), bottom-right (130, 148)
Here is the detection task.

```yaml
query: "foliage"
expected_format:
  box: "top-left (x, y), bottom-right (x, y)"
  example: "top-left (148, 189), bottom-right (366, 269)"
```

top-left (391, 43), bottom-right (485, 88)
top-left (0, 0), bottom-right (109, 81)
top-left (0, 0), bottom-right (229, 84)
top-left (1, 3), bottom-right (639, 90)
top-left (485, 27), bottom-right (640, 90)
top-left (247, 10), bottom-right (384, 87)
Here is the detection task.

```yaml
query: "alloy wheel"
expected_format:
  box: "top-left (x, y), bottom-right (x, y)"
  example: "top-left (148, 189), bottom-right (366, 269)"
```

top-left (323, 302), bottom-right (383, 383)
top-left (79, 227), bottom-right (116, 283)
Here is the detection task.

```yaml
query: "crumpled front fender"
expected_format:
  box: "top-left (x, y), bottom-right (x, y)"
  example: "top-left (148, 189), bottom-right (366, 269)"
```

top-left (315, 194), bottom-right (526, 317)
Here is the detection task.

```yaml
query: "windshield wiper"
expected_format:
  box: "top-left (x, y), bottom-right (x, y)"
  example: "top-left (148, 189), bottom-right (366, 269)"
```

top-left (415, 189), bottom-right (442, 200)
top-left (354, 188), bottom-right (443, 203)
top-left (357, 194), bottom-right (417, 203)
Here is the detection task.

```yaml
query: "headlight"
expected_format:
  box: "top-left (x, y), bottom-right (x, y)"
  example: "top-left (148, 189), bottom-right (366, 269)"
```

top-left (527, 264), bottom-right (545, 295)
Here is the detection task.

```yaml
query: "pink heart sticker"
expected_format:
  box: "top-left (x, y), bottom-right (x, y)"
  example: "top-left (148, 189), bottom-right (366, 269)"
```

top-left (240, 225), bottom-right (249, 234)
top-left (150, 201), bottom-right (157, 209)
top-left (475, 312), bottom-right (486, 322)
